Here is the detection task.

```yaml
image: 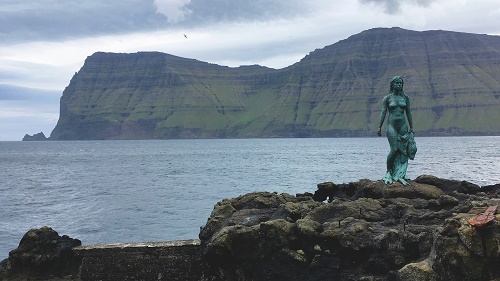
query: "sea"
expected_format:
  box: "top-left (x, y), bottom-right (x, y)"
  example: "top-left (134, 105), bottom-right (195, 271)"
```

top-left (1, 137), bottom-right (499, 259)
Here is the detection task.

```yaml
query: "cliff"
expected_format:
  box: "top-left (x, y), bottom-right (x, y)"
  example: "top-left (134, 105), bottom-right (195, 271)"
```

top-left (49, 27), bottom-right (500, 140)
top-left (1, 176), bottom-right (499, 280)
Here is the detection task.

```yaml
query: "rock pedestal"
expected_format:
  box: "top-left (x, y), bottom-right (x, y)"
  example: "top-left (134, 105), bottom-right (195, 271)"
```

top-left (200, 175), bottom-right (500, 281)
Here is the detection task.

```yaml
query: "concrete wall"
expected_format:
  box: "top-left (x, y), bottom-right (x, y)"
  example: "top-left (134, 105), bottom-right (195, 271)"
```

top-left (0, 239), bottom-right (210, 281)
top-left (74, 239), bottom-right (207, 281)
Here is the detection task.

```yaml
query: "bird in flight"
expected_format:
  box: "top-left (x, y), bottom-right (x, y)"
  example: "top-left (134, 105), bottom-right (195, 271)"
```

top-left (183, 34), bottom-right (187, 38)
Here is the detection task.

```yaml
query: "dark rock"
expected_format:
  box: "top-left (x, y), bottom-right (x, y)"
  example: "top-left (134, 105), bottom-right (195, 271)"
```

top-left (414, 174), bottom-right (481, 195)
top-left (0, 226), bottom-right (81, 280)
top-left (200, 176), bottom-right (500, 281)
top-left (313, 180), bottom-right (371, 202)
top-left (354, 180), bottom-right (445, 200)
top-left (481, 183), bottom-right (500, 198)
top-left (313, 182), bottom-right (338, 202)
top-left (22, 132), bottom-right (48, 141)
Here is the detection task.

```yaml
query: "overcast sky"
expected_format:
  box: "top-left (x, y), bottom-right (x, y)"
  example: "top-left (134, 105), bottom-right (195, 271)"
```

top-left (1, 0), bottom-right (499, 141)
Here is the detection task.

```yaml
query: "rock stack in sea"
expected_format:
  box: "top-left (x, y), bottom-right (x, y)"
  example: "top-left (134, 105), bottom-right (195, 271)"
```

top-left (22, 132), bottom-right (48, 141)
top-left (1, 175), bottom-right (499, 280)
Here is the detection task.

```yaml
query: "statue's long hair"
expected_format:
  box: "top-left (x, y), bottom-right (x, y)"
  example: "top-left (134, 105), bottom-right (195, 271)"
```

top-left (389, 76), bottom-right (409, 99)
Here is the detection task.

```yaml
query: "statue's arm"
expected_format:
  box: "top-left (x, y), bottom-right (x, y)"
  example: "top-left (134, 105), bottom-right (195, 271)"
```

top-left (406, 96), bottom-right (413, 131)
top-left (378, 95), bottom-right (388, 136)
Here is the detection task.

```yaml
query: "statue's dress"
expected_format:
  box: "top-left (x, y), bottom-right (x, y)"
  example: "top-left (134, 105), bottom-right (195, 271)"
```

top-left (389, 131), bottom-right (416, 183)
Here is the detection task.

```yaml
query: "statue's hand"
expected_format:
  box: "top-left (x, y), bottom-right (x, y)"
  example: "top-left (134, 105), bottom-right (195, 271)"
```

top-left (409, 127), bottom-right (413, 133)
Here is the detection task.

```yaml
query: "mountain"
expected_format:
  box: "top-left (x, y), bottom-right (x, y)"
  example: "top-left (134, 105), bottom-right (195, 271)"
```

top-left (49, 27), bottom-right (500, 140)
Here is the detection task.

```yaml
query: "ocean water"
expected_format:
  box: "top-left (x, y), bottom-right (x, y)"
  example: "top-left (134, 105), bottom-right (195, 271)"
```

top-left (1, 137), bottom-right (499, 259)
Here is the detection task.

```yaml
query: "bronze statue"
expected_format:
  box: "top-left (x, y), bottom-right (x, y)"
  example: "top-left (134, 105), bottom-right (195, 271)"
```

top-left (377, 76), bottom-right (416, 185)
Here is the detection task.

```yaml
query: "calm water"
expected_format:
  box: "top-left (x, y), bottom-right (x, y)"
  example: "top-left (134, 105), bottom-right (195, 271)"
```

top-left (1, 137), bottom-right (499, 259)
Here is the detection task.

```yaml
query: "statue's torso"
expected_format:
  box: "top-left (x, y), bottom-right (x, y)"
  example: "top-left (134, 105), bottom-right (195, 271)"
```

top-left (386, 94), bottom-right (407, 128)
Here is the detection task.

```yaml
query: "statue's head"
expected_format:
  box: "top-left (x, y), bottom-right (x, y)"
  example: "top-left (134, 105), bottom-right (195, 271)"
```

top-left (389, 76), bottom-right (404, 92)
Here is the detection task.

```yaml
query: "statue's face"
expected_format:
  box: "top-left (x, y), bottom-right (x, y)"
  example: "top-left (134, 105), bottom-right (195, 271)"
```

top-left (393, 80), bottom-right (403, 90)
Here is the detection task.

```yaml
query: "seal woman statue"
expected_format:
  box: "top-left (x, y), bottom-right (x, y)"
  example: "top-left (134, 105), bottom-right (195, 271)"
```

top-left (377, 76), bottom-right (416, 185)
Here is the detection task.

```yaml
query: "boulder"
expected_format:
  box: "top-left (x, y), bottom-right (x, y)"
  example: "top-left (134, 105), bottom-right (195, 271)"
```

top-left (414, 174), bottom-right (481, 195)
top-left (0, 226), bottom-right (81, 280)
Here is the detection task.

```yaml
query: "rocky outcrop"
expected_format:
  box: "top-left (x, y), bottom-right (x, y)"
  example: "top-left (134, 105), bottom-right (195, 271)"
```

top-left (199, 175), bottom-right (500, 280)
top-left (22, 132), bottom-right (48, 141)
top-left (49, 27), bottom-right (500, 140)
top-left (1, 176), bottom-right (499, 280)
top-left (0, 226), bottom-right (81, 280)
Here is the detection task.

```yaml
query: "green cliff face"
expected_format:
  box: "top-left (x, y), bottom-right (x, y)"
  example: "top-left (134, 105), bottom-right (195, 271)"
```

top-left (50, 27), bottom-right (500, 140)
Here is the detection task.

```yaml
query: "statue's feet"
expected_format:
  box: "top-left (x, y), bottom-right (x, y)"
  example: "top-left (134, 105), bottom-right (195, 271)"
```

top-left (383, 171), bottom-right (393, 185)
top-left (399, 178), bottom-right (409, 186)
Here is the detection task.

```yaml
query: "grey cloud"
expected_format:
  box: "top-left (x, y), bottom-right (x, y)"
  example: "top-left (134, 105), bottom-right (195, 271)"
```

top-left (0, 0), bottom-right (168, 44)
top-left (1, 0), bottom-right (313, 44)
top-left (0, 84), bottom-right (60, 103)
top-left (0, 59), bottom-right (73, 90)
top-left (181, 0), bottom-right (310, 25)
top-left (358, 0), bottom-right (434, 14)
top-left (0, 84), bottom-right (60, 140)
top-left (187, 34), bottom-right (324, 67)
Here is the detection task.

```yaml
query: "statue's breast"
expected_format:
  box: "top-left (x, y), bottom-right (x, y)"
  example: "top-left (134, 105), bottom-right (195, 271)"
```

top-left (389, 96), bottom-right (406, 109)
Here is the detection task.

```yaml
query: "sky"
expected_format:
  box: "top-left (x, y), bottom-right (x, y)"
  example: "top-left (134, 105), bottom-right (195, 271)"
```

top-left (1, 0), bottom-right (500, 141)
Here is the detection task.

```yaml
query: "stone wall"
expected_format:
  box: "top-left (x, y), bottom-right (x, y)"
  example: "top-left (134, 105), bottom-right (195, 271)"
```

top-left (75, 240), bottom-right (205, 281)
top-left (0, 238), bottom-right (208, 281)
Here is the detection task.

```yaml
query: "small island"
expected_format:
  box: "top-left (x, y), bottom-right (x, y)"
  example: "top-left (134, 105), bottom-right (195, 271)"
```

top-left (22, 132), bottom-right (48, 141)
